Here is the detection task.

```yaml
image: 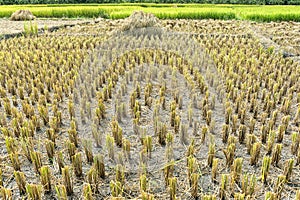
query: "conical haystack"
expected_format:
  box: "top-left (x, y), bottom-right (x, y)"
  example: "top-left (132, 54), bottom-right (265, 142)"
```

top-left (10, 10), bottom-right (36, 21)
top-left (121, 11), bottom-right (161, 31)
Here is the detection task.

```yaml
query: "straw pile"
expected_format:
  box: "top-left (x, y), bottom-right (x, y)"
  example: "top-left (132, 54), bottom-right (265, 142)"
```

top-left (10, 10), bottom-right (36, 21)
top-left (121, 11), bottom-right (161, 31)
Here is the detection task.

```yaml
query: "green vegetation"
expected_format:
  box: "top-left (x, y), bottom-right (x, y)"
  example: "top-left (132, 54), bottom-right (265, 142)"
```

top-left (1, 4), bottom-right (300, 21)
top-left (0, 0), bottom-right (298, 5)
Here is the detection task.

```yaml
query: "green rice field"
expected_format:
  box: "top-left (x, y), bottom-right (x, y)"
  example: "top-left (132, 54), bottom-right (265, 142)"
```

top-left (1, 3), bottom-right (300, 21)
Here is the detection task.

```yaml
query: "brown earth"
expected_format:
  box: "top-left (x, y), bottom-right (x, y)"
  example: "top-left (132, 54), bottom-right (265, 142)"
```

top-left (0, 19), bottom-right (95, 36)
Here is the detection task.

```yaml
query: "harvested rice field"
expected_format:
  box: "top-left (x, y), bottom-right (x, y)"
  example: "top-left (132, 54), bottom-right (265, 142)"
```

top-left (0, 12), bottom-right (300, 200)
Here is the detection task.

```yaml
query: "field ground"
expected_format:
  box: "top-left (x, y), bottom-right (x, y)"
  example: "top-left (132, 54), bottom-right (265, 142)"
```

top-left (0, 18), bottom-right (93, 35)
top-left (1, 4), bottom-right (300, 21)
top-left (2, 18), bottom-right (300, 59)
top-left (0, 12), bottom-right (300, 200)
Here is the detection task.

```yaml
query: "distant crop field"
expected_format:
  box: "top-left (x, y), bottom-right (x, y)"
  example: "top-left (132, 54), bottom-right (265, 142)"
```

top-left (1, 4), bottom-right (300, 21)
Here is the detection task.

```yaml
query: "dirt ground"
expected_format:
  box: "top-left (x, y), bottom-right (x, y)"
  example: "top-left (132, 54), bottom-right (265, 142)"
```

top-left (0, 18), bottom-right (95, 35)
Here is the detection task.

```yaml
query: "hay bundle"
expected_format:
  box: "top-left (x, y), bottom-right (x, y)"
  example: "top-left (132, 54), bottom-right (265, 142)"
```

top-left (10, 10), bottom-right (36, 21)
top-left (121, 11), bottom-right (161, 31)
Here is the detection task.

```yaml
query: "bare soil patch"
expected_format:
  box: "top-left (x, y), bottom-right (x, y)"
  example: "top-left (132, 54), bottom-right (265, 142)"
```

top-left (0, 19), bottom-right (94, 35)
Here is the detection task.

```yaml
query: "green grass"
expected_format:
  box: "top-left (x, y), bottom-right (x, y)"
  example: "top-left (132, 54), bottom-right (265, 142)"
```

top-left (1, 4), bottom-right (300, 22)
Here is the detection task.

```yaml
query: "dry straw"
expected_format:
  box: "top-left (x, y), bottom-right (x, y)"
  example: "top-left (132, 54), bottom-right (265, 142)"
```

top-left (121, 11), bottom-right (161, 31)
top-left (10, 10), bottom-right (36, 21)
